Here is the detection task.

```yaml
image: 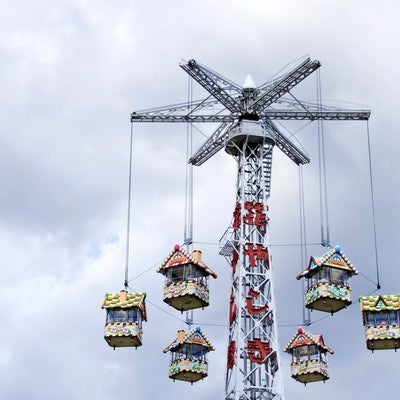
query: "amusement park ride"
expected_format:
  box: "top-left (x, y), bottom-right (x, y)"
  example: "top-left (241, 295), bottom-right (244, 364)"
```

top-left (101, 58), bottom-right (400, 399)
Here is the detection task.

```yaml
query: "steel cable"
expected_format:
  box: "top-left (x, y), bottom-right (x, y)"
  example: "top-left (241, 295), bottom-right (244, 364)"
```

top-left (124, 123), bottom-right (134, 289)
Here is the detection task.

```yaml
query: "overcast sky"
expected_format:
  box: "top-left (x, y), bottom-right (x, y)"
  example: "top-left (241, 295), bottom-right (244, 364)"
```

top-left (1, 1), bottom-right (400, 399)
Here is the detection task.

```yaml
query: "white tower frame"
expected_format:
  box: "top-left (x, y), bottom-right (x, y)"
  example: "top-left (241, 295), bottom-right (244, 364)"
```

top-left (220, 121), bottom-right (284, 399)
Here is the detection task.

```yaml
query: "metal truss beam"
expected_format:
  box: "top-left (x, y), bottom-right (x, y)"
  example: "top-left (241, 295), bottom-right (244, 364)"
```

top-left (249, 58), bottom-right (321, 113)
top-left (130, 114), bottom-right (237, 123)
top-left (180, 59), bottom-right (243, 113)
top-left (263, 109), bottom-right (371, 120)
top-left (189, 122), bottom-right (234, 166)
top-left (180, 59), bottom-right (243, 94)
top-left (264, 120), bottom-right (310, 165)
top-left (131, 111), bottom-right (369, 123)
top-left (130, 98), bottom-right (221, 119)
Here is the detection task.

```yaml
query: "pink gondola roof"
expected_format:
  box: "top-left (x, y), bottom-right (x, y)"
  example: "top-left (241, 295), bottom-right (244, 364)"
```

top-left (284, 327), bottom-right (334, 354)
top-left (158, 244), bottom-right (217, 278)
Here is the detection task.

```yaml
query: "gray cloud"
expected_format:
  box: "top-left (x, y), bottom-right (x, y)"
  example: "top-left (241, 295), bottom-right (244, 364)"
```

top-left (1, 0), bottom-right (399, 399)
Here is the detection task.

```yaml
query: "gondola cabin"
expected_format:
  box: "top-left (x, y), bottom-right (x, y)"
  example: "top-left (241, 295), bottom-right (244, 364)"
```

top-left (163, 327), bottom-right (215, 383)
top-left (296, 246), bottom-right (358, 314)
top-left (284, 327), bottom-right (334, 385)
top-left (101, 290), bottom-right (147, 348)
top-left (158, 245), bottom-right (217, 312)
top-left (360, 294), bottom-right (400, 351)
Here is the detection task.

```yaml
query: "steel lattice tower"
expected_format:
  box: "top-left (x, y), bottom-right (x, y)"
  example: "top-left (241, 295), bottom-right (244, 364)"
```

top-left (220, 121), bottom-right (284, 399)
top-left (130, 58), bottom-right (370, 399)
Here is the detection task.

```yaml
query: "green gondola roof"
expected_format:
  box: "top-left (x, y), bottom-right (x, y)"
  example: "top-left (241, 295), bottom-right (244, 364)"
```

top-left (360, 294), bottom-right (400, 312)
top-left (101, 290), bottom-right (147, 321)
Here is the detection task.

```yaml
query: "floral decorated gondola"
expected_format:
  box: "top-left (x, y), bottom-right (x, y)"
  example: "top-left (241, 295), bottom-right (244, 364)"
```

top-left (360, 294), bottom-right (400, 351)
top-left (297, 245), bottom-right (358, 314)
top-left (158, 245), bottom-right (217, 312)
top-left (101, 289), bottom-right (147, 349)
top-left (163, 326), bottom-right (215, 384)
top-left (284, 327), bottom-right (334, 385)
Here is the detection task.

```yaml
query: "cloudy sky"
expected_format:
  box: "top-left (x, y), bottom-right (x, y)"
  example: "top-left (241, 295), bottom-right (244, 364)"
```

top-left (1, 1), bottom-right (400, 399)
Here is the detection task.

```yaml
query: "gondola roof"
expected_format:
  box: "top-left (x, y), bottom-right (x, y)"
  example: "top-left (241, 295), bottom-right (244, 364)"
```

top-left (101, 290), bottom-right (147, 321)
top-left (297, 245), bottom-right (358, 280)
top-left (163, 327), bottom-right (215, 353)
top-left (158, 244), bottom-right (217, 278)
top-left (284, 327), bottom-right (334, 354)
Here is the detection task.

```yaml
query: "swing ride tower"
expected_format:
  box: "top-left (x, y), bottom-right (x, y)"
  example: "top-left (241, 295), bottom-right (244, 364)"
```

top-left (130, 58), bottom-right (370, 400)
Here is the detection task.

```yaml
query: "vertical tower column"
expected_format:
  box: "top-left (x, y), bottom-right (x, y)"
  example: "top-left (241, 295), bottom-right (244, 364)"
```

top-left (220, 120), bottom-right (284, 400)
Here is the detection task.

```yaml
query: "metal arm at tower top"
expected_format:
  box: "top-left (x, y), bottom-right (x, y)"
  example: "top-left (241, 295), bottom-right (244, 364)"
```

top-left (189, 120), bottom-right (310, 167)
top-left (180, 59), bottom-right (243, 94)
top-left (248, 58), bottom-right (321, 114)
top-left (131, 98), bottom-right (221, 119)
top-left (264, 120), bottom-right (310, 165)
top-left (131, 58), bottom-right (370, 167)
top-left (130, 109), bottom-right (370, 123)
top-left (180, 59), bottom-right (243, 114)
top-left (189, 122), bottom-right (233, 166)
